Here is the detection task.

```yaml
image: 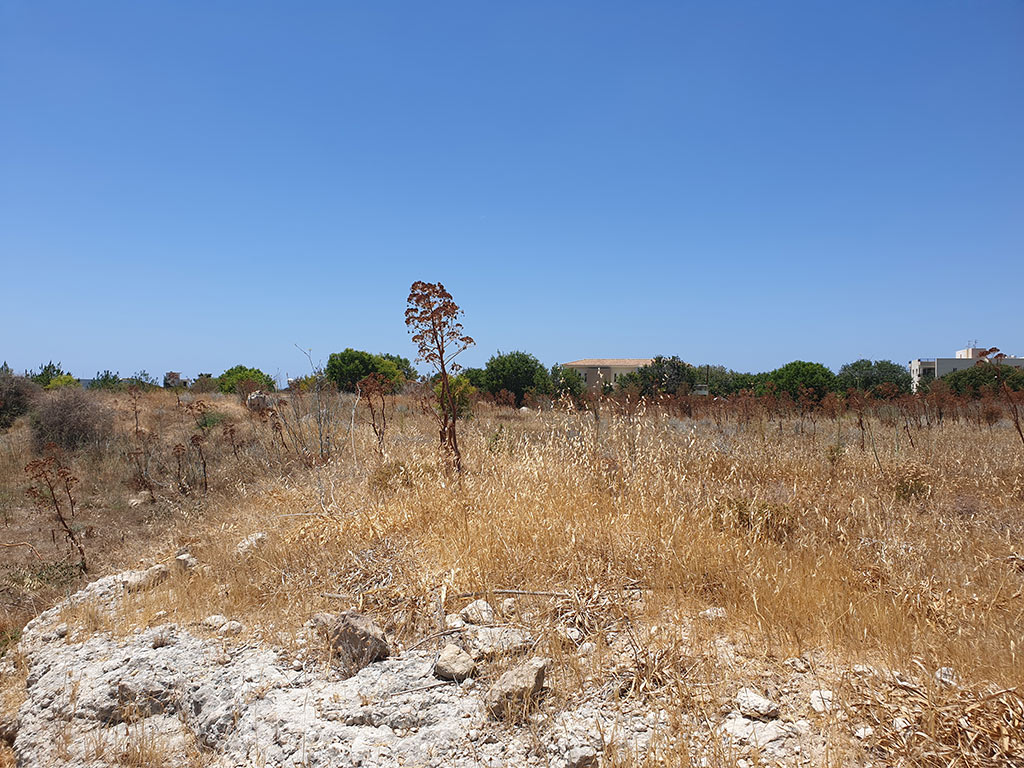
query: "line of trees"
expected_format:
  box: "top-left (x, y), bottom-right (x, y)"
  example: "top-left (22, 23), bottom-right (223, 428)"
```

top-left (5, 348), bottom-right (1020, 415)
top-left (612, 356), bottom-right (1024, 401)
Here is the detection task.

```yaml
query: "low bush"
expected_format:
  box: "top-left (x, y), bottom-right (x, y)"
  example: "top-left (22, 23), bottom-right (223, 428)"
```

top-left (218, 365), bottom-right (276, 395)
top-left (0, 371), bottom-right (40, 430)
top-left (30, 388), bottom-right (114, 452)
top-left (43, 374), bottom-right (80, 390)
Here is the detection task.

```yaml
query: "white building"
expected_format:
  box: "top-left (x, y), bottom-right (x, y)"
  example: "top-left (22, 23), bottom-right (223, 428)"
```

top-left (562, 358), bottom-right (653, 392)
top-left (909, 347), bottom-right (1024, 392)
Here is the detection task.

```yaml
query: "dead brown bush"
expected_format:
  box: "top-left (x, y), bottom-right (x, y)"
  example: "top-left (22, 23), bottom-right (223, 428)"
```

top-left (29, 388), bottom-right (113, 453)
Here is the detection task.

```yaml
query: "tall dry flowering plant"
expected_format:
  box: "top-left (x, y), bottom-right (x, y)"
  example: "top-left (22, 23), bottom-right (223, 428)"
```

top-left (405, 281), bottom-right (474, 472)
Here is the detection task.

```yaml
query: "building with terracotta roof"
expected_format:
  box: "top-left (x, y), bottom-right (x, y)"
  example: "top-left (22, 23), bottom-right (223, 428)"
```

top-left (561, 358), bottom-right (653, 392)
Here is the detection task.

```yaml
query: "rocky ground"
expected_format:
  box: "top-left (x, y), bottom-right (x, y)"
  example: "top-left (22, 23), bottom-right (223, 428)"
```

top-left (2, 551), bottom-right (1010, 768)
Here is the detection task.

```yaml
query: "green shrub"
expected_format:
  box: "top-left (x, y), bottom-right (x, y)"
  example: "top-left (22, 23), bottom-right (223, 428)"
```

top-left (433, 374), bottom-right (476, 419)
top-left (462, 367), bottom-right (488, 390)
top-left (550, 364), bottom-right (585, 401)
top-left (43, 374), bottom-right (80, 390)
top-left (944, 363), bottom-right (1024, 397)
top-left (625, 356), bottom-right (695, 395)
top-left (483, 351), bottom-right (550, 406)
top-left (326, 349), bottom-right (406, 392)
top-left (835, 359), bottom-right (911, 396)
top-left (377, 353), bottom-right (417, 382)
top-left (218, 365), bottom-right (276, 394)
top-left (196, 410), bottom-right (228, 429)
top-left (90, 370), bottom-right (123, 391)
top-left (29, 361), bottom-right (68, 389)
top-left (763, 360), bottom-right (836, 401)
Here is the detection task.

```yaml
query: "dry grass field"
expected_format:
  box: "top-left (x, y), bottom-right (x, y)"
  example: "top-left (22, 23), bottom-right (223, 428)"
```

top-left (2, 386), bottom-right (1023, 766)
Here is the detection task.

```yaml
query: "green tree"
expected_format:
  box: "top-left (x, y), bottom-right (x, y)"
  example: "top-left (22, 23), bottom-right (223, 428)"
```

top-left (944, 363), bottom-right (1024, 397)
top-left (378, 353), bottom-right (417, 382)
top-left (688, 365), bottom-right (763, 396)
top-left (835, 359), bottom-right (911, 396)
top-left (30, 361), bottom-right (67, 389)
top-left (124, 370), bottom-right (159, 390)
top-left (461, 367), bottom-right (488, 390)
top-left (91, 370), bottom-right (123, 391)
top-left (371, 356), bottom-right (405, 391)
top-left (325, 349), bottom-right (377, 391)
top-left (550, 364), bottom-right (585, 401)
top-left (627, 356), bottom-right (696, 395)
top-left (325, 349), bottom-right (407, 392)
top-left (484, 351), bottom-right (550, 407)
top-left (218, 365), bottom-right (276, 394)
top-left (764, 361), bottom-right (835, 401)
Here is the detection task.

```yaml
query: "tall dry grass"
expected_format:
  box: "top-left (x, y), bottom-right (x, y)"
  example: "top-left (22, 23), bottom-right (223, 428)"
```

top-left (4, 388), bottom-right (1023, 766)
top-left (92, 396), bottom-right (1022, 691)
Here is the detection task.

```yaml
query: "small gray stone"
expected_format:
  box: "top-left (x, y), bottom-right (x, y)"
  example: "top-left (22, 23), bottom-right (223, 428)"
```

top-left (123, 564), bottom-right (169, 591)
top-left (466, 626), bottom-right (532, 659)
top-left (434, 644), bottom-right (475, 682)
top-left (174, 552), bottom-right (198, 572)
top-left (736, 687), bottom-right (780, 719)
top-left (810, 689), bottom-right (834, 713)
top-left (565, 745), bottom-right (598, 768)
top-left (719, 712), bottom-right (788, 746)
top-left (444, 613), bottom-right (466, 629)
top-left (202, 614), bottom-right (229, 630)
top-left (485, 657), bottom-right (550, 719)
top-left (317, 610), bottom-right (391, 669)
top-left (460, 599), bottom-right (495, 625)
top-left (219, 620), bottom-right (244, 636)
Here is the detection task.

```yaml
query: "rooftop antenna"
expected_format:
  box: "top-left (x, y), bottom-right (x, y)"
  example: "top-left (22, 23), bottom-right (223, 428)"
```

top-left (968, 338), bottom-right (979, 349)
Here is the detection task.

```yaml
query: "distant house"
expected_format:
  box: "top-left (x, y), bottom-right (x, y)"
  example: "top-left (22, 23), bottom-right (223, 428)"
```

top-left (909, 346), bottom-right (1024, 392)
top-left (163, 371), bottom-right (188, 388)
top-left (562, 358), bottom-right (653, 392)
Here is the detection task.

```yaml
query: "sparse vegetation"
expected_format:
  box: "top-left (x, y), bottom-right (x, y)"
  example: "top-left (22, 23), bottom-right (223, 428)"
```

top-left (2, 341), bottom-right (1022, 767)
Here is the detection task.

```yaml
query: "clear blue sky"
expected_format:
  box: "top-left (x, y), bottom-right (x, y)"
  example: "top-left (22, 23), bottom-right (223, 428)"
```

top-left (2, 1), bottom-right (1022, 382)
